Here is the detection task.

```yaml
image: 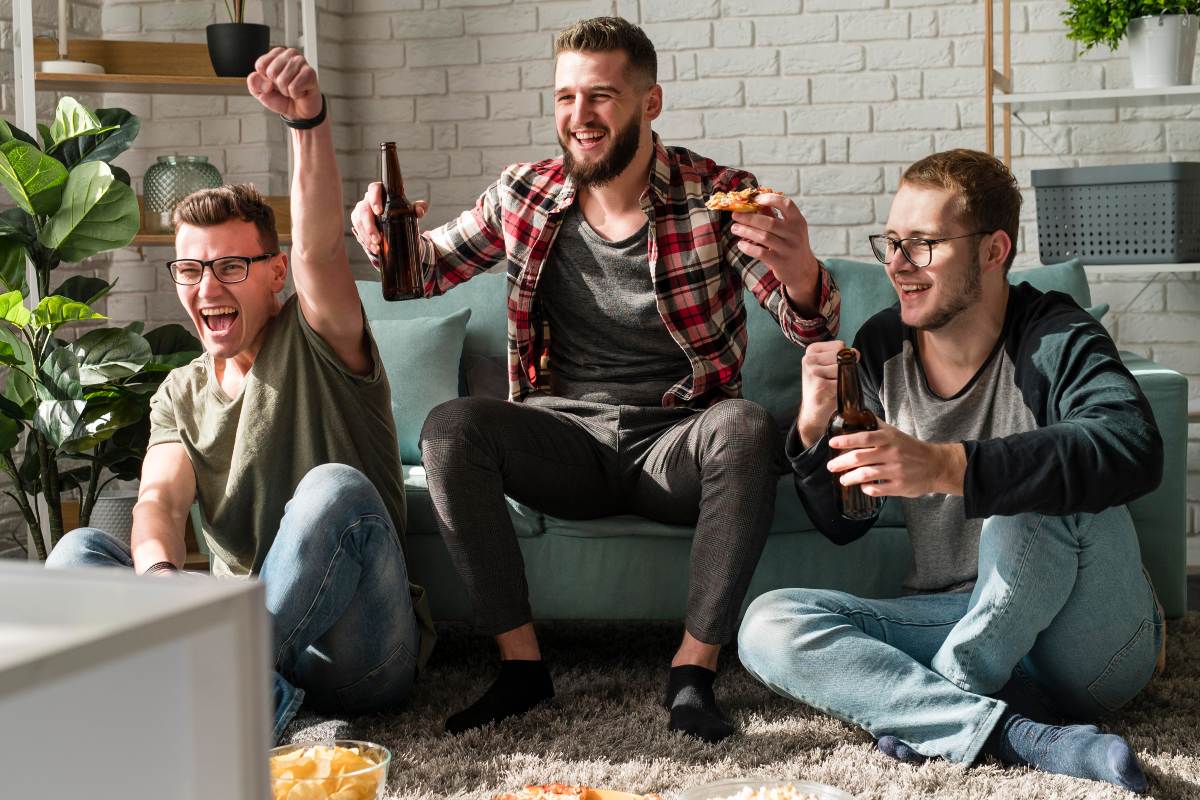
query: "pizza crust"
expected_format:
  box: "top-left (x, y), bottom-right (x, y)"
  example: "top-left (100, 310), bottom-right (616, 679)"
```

top-left (705, 186), bottom-right (777, 213)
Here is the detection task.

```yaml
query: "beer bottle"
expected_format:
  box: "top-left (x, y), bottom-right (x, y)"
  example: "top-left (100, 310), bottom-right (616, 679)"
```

top-left (829, 348), bottom-right (881, 521)
top-left (377, 142), bottom-right (424, 301)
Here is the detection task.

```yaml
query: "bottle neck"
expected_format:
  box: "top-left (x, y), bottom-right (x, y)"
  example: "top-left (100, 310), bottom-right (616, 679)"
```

top-left (836, 360), bottom-right (863, 415)
top-left (380, 147), bottom-right (406, 200)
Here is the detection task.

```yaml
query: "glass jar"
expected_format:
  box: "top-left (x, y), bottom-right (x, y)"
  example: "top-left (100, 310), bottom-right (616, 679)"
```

top-left (143, 155), bottom-right (223, 234)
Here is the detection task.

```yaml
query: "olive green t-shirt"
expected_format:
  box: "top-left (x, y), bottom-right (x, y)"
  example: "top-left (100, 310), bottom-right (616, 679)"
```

top-left (148, 294), bottom-right (434, 667)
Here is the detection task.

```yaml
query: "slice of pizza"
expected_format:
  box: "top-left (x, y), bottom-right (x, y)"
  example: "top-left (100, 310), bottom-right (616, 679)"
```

top-left (704, 186), bottom-right (777, 213)
top-left (492, 785), bottom-right (662, 800)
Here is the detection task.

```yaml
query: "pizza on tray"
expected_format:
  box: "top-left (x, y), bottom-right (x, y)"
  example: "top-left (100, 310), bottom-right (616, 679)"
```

top-left (704, 186), bottom-right (777, 213)
top-left (492, 785), bottom-right (662, 800)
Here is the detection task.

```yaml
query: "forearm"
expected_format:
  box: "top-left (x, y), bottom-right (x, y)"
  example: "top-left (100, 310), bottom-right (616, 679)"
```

top-left (787, 426), bottom-right (877, 545)
top-left (783, 254), bottom-right (822, 318)
top-left (290, 118), bottom-right (347, 268)
top-left (129, 499), bottom-right (187, 573)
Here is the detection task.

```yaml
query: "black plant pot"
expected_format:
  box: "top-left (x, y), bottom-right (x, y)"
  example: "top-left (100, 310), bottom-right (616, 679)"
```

top-left (206, 23), bottom-right (270, 78)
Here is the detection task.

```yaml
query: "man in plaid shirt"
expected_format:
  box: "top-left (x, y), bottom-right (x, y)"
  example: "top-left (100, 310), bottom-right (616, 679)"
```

top-left (351, 17), bottom-right (841, 741)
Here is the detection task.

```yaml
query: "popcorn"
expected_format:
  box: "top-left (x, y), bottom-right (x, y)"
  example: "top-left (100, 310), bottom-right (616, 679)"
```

top-left (718, 786), bottom-right (820, 800)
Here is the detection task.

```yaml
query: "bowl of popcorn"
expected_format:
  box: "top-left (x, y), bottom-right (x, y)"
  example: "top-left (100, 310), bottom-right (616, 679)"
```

top-left (679, 779), bottom-right (856, 800)
top-left (269, 740), bottom-right (391, 800)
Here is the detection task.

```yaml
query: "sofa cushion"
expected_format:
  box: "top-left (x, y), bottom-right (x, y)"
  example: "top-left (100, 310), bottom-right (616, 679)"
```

top-left (370, 309), bottom-right (471, 464)
top-left (402, 464), bottom-right (543, 538)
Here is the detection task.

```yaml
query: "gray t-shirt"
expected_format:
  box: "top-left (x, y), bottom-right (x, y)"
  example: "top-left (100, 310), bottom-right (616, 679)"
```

top-left (537, 205), bottom-right (693, 406)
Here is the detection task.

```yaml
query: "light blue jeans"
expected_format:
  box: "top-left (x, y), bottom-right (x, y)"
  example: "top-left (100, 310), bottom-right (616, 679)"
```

top-left (738, 506), bottom-right (1163, 764)
top-left (46, 464), bottom-right (421, 743)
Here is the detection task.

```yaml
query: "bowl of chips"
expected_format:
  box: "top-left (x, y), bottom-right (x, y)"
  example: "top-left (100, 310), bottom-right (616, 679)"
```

top-left (269, 740), bottom-right (391, 800)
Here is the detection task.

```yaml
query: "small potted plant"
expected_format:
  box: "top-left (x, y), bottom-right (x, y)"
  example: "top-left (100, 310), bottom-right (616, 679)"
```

top-left (207, 0), bottom-right (271, 78)
top-left (0, 96), bottom-right (200, 559)
top-left (1063, 0), bottom-right (1200, 87)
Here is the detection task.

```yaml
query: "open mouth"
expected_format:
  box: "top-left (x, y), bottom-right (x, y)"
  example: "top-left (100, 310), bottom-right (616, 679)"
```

top-left (898, 282), bottom-right (932, 297)
top-left (200, 305), bottom-right (238, 332)
top-left (572, 129), bottom-right (606, 150)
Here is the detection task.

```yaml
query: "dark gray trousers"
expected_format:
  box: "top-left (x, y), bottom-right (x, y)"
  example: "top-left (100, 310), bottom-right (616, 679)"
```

top-left (419, 395), bottom-right (782, 644)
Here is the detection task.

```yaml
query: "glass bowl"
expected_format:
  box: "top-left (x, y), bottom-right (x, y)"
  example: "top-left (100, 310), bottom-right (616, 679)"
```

top-left (268, 739), bottom-right (391, 800)
top-left (679, 778), bottom-right (857, 800)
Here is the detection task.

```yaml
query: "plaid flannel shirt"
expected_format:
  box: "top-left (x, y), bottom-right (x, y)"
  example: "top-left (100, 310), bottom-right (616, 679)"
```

top-left (411, 135), bottom-right (841, 407)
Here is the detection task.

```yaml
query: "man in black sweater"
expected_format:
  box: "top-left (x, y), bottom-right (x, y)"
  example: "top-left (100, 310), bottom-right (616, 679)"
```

top-left (738, 149), bottom-right (1163, 794)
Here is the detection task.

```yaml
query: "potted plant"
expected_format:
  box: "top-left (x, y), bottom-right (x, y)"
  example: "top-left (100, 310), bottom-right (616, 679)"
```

top-left (1063, 0), bottom-right (1200, 87)
top-left (0, 96), bottom-right (200, 560)
top-left (207, 0), bottom-right (271, 78)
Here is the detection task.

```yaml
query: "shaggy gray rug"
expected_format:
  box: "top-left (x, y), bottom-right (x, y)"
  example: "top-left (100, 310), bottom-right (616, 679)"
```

top-left (283, 613), bottom-right (1200, 800)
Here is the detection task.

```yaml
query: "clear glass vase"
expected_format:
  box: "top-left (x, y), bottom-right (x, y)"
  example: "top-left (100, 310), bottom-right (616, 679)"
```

top-left (143, 155), bottom-right (223, 234)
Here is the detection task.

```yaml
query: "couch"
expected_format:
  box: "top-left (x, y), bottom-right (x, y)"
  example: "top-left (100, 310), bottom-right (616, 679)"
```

top-left (358, 257), bottom-right (1189, 622)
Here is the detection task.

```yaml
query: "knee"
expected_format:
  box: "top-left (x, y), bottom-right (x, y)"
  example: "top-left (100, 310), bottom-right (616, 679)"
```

top-left (701, 399), bottom-right (780, 457)
top-left (286, 464), bottom-right (384, 531)
top-left (45, 527), bottom-right (126, 569)
top-left (738, 588), bottom-right (846, 669)
top-left (419, 397), bottom-right (492, 459)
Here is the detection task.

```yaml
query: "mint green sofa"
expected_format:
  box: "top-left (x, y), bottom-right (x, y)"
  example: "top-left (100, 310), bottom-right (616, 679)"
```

top-left (358, 258), bottom-right (1189, 621)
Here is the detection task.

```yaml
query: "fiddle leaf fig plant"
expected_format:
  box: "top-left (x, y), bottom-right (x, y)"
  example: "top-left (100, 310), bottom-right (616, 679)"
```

top-left (0, 96), bottom-right (200, 559)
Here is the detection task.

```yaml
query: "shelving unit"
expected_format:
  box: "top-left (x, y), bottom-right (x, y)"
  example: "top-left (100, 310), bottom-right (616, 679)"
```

top-left (134, 195), bottom-right (292, 247)
top-left (983, 0), bottom-right (1200, 280)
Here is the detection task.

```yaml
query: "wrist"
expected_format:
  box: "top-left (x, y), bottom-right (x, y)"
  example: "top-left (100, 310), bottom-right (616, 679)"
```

top-left (935, 442), bottom-right (967, 495)
top-left (281, 94), bottom-right (327, 129)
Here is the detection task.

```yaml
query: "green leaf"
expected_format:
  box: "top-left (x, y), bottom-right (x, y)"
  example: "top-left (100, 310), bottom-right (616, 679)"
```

top-left (110, 165), bottom-right (132, 186)
top-left (54, 109), bottom-right (141, 169)
top-left (0, 140), bottom-right (69, 216)
top-left (37, 124), bottom-right (53, 151)
top-left (0, 119), bottom-right (41, 149)
top-left (144, 323), bottom-right (202, 356)
top-left (35, 399), bottom-right (86, 449)
top-left (70, 328), bottom-right (153, 386)
top-left (125, 320), bottom-right (145, 335)
top-left (0, 237), bottom-right (27, 295)
top-left (48, 98), bottom-right (109, 150)
top-left (62, 390), bottom-right (144, 452)
top-left (0, 290), bottom-right (31, 328)
top-left (0, 392), bottom-right (28, 423)
top-left (37, 161), bottom-right (140, 262)
top-left (52, 275), bottom-right (110, 305)
top-left (38, 345), bottom-right (83, 402)
top-left (0, 414), bottom-right (18, 452)
top-left (31, 295), bottom-right (105, 332)
top-left (0, 207), bottom-right (35, 245)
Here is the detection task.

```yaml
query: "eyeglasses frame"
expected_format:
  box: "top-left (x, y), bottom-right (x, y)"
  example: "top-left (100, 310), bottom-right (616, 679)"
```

top-left (165, 253), bottom-right (278, 286)
top-left (867, 232), bottom-right (994, 269)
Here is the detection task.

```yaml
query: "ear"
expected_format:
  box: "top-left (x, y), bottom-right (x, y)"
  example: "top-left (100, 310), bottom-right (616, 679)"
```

top-left (644, 83), bottom-right (663, 121)
top-left (269, 252), bottom-right (289, 292)
top-left (981, 229), bottom-right (1012, 274)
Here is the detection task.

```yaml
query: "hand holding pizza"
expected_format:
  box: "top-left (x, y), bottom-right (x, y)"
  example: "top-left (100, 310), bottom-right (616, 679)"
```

top-left (728, 192), bottom-right (822, 315)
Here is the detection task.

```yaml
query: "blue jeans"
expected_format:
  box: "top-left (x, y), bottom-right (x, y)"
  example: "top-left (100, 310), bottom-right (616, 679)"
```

top-left (737, 506), bottom-right (1163, 764)
top-left (46, 464), bottom-right (421, 743)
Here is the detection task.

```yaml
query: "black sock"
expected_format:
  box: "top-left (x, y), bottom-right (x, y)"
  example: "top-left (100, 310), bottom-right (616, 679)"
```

top-left (877, 735), bottom-right (928, 764)
top-left (444, 659), bottom-right (554, 735)
top-left (664, 665), bottom-right (735, 743)
top-left (982, 711), bottom-right (1148, 794)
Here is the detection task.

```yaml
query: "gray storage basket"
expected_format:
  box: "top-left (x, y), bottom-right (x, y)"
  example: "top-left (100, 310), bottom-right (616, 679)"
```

top-left (1031, 162), bottom-right (1200, 265)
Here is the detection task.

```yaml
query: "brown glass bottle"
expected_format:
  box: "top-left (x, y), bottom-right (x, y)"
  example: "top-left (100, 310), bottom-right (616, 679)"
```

top-left (377, 142), bottom-right (424, 301)
top-left (829, 348), bottom-right (881, 521)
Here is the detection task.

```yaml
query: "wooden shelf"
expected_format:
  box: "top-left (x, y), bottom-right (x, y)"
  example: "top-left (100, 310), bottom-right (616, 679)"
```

top-left (133, 195), bottom-right (292, 248)
top-left (992, 85), bottom-right (1200, 113)
top-left (33, 38), bottom-right (253, 95)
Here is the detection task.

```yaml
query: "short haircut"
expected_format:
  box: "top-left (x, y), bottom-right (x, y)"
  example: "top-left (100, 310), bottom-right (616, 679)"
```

top-left (172, 183), bottom-right (279, 253)
top-left (554, 16), bottom-right (658, 88)
top-left (901, 149), bottom-right (1022, 271)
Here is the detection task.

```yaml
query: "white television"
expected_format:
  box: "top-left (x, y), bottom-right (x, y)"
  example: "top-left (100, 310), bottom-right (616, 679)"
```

top-left (0, 561), bottom-right (271, 799)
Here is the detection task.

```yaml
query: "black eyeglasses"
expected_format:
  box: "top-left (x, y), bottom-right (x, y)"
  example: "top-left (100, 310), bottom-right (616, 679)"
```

top-left (867, 232), bottom-right (992, 269)
top-left (166, 253), bottom-right (276, 286)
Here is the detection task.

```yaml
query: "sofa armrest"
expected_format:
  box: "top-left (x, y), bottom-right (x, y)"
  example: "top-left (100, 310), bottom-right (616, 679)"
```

top-left (1120, 351), bottom-right (1189, 618)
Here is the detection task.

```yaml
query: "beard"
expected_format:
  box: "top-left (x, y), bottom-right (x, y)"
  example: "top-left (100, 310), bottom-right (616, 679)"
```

top-left (560, 111), bottom-right (642, 188)
top-left (914, 250), bottom-right (983, 331)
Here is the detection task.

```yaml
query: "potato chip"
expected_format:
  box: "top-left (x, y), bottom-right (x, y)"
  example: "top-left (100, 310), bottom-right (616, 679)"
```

top-left (270, 743), bottom-right (385, 800)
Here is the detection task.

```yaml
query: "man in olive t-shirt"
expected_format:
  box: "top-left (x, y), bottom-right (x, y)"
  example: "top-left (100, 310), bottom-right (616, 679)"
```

top-left (46, 49), bottom-right (433, 741)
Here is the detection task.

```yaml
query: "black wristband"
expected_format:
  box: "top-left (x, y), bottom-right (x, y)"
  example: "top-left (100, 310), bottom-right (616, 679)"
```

top-left (280, 94), bottom-right (327, 129)
top-left (144, 560), bottom-right (179, 576)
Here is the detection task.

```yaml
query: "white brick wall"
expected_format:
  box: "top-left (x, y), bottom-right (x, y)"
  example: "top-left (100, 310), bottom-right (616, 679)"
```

top-left (5, 0), bottom-right (1199, 542)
